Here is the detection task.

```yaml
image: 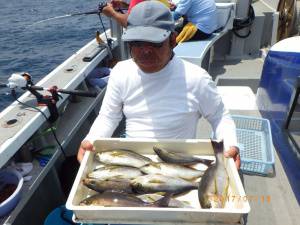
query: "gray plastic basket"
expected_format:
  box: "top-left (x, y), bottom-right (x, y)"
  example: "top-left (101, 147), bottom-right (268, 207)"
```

top-left (232, 115), bottom-right (275, 176)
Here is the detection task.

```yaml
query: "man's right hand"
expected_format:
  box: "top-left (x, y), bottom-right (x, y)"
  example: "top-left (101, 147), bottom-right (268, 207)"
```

top-left (77, 140), bottom-right (94, 163)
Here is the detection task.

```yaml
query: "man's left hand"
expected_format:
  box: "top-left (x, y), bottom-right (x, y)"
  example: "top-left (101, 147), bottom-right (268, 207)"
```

top-left (102, 3), bottom-right (117, 18)
top-left (224, 146), bottom-right (240, 169)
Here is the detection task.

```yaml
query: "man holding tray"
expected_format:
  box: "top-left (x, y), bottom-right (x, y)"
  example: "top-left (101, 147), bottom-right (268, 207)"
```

top-left (77, 1), bottom-right (240, 168)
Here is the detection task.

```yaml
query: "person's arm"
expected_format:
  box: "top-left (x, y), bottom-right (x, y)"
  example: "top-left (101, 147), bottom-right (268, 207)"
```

top-left (102, 3), bottom-right (128, 27)
top-left (77, 65), bottom-right (124, 162)
top-left (77, 140), bottom-right (94, 163)
top-left (172, 0), bottom-right (192, 21)
top-left (174, 0), bottom-right (192, 16)
top-left (172, 11), bottom-right (182, 21)
top-left (196, 73), bottom-right (240, 168)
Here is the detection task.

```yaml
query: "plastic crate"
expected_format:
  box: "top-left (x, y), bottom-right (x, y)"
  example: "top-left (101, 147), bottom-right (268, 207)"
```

top-left (232, 115), bottom-right (275, 176)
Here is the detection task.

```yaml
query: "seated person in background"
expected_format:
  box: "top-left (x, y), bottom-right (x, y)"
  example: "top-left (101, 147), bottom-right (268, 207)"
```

top-left (102, 0), bottom-right (171, 27)
top-left (172, 0), bottom-right (218, 43)
top-left (86, 67), bottom-right (111, 90)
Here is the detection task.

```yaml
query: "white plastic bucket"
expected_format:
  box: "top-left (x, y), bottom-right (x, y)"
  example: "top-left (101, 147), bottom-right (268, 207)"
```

top-left (0, 169), bottom-right (24, 217)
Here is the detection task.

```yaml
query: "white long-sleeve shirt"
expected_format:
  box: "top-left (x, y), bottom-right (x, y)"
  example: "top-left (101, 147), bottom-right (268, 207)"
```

top-left (85, 56), bottom-right (237, 149)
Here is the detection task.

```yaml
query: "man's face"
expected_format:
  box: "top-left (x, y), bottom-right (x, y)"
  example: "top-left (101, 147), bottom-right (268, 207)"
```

top-left (129, 34), bottom-right (176, 73)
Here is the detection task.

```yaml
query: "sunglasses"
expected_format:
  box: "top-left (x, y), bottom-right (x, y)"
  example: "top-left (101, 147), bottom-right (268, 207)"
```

top-left (128, 41), bottom-right (165, 48)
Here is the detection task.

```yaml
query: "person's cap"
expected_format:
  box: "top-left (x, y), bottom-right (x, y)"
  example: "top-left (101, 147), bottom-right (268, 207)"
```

top-left (122, 1), bottom-right (175, 43)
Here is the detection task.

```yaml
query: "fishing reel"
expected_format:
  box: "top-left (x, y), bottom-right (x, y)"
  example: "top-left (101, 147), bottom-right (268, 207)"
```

top-left (98, 1), bottom-right (108, 12)
top-left (1, 72), bottom-right (97, 123)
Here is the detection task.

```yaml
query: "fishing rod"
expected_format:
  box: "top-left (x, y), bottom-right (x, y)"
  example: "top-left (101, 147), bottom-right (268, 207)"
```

top-left (0, 72), bottom-right (97, 123)
top-left (30, 2), bottom-right (107, 25)
top-left (66, 1), bottom-right (127, 16)
top-left (0, 72), bottom-right (98, 158)
top-left (30, 1), bottom-right (127, 26)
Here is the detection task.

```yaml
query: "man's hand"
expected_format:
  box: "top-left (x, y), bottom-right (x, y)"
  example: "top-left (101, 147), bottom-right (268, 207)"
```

top-left (102, 3), bottom-right (117, 18)
top-left (224, 146), bottom-right (241, 169)
top-left (77, 140), bottom-right (95, 163)
top-left (169, 1), bottom-right (177, 11)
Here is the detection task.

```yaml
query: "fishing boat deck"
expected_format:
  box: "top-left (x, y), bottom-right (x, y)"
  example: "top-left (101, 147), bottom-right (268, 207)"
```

top-left (211, 57), bottom-right (264, 93)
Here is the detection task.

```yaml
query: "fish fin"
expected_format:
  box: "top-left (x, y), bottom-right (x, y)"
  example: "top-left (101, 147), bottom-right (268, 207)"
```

top-left (197, 158), bottom-right (215, 166)
top-left (148, 196), bottom-right (156, 202)
top-left (192, 182), bottom-right (198, 189)
top-left (153, 146), bottom-right (161, 154)
top-left (150, 162), bottom-right (161, 169)
top-left (179, 175), bottom-right (186, 180)
top-left (107, 165), bottom-right (119, 171)
top-left (110, 151), bottom-right (126, 157)
top-left (221, 176), bottom-right (230, 207)
top-left (113, 175), bottom-right (124, 179)
top-left (214, 176), bottom-right (218, 196)
top-left (149, 179), bottom-right (165, 184)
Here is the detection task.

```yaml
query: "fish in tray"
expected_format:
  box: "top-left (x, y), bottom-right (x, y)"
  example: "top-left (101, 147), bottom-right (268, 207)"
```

top-left (137, 193), bottom-right (193, 208)
top-left (198, 140), bottom-right (229, 208)
top-left (140, 162), bottom-right (205, 180)
top-left (131, 174), bottom-right (198, 194)
top-left (83, 178), bottom-right (133, 193)
top-left (87, 165), bottom-right (143, 180)
top-left (153, 146), bottom-right (214, 166)
top-left (79, 191), bottom-right (171, 207)
top-left (95, 149), bottom-right (152, 168)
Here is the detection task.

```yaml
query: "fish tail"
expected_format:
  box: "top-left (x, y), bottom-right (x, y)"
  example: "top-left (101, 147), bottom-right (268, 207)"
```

top-left (153, 192), bottom-right (172, 207)
top-left (192, 182), bottom-right (199, 189)
top-left (211, 140), bottom-right (224, 154)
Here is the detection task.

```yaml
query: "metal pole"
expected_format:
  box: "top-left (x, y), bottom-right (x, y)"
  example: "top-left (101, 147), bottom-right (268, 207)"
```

top-left (110, 19), bottom-right (128, 60)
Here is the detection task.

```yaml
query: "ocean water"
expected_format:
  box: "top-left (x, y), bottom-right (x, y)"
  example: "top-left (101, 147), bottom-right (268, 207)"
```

top-left (0, 0), bottom-right (109, 111)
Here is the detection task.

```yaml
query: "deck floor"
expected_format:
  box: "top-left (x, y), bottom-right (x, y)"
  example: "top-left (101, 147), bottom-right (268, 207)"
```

top-left (210, 57), bottom-right (264, 93)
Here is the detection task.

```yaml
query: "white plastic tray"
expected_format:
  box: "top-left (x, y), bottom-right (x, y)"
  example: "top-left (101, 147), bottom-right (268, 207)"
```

top-left (66, 138), bottom-right (250, 224)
